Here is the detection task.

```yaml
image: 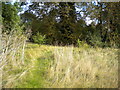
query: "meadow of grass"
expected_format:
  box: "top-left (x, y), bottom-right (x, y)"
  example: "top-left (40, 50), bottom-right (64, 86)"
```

top-left (1, 32), bottom-right (118, 88)
top-left (47, 46), bottom-right (118, 88)
top-left (14, 43), bottom-right (118, 88)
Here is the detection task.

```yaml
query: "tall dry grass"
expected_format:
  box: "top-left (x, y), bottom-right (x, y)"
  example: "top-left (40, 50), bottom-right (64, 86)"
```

top-left (47, 46), bottom-right (118, 88)
top-left (0, 30), bottom-right (28, 88)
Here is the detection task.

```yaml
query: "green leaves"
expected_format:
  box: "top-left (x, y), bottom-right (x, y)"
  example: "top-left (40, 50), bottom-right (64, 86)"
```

top-left (32, 32), bottom-right (46, 45)
top-left (2, 2), bottom-right (22, 32)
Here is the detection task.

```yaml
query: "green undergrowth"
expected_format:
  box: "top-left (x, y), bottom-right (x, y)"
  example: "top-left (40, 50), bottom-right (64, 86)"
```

top-left (15, 43), bottom-right (54, 88)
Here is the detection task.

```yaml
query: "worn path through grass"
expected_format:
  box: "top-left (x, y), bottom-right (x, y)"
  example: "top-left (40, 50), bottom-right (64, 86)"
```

top-left (15, 43), bottom-right (54, 88)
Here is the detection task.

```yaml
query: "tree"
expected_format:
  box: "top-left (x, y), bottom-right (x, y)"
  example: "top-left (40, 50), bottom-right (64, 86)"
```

top-left (20, 2), bottom-right (120, 47)
top-left (87, 2), bottom-right (120, 47)
top-left (2, 2), bottom-right (22, 32)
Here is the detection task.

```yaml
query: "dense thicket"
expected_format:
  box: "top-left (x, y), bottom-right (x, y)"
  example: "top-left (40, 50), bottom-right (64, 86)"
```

top-left (2, 2), bottom-right (120, 47)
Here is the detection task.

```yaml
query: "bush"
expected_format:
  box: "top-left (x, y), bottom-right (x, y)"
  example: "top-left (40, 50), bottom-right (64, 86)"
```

top-left (77, 39), bottom-right (90, 48)
top-left (88, 31), bottom-right (106, 47)
top-left (32, 32), bottom-right (46, 45)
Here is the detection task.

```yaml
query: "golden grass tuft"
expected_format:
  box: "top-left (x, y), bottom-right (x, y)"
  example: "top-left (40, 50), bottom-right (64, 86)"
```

top-left (47, 46), bottom-right (118, 88)
top-left (0, 31), bottom-right (28, 88)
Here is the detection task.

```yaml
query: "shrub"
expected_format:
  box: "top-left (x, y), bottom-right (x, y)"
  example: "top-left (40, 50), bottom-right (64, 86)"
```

top-left (77, 39), bottom-right (89, 48)
top-left (32, 33), bottom-right (46, 45)
top-left (89, 32), bottom-right (105, 47)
